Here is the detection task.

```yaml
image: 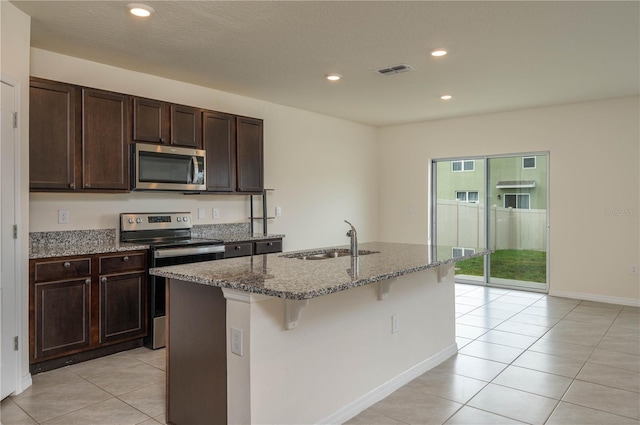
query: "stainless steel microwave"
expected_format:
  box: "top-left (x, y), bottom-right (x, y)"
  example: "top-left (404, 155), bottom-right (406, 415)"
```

top-left (131, 143), bottom-right (206, 191)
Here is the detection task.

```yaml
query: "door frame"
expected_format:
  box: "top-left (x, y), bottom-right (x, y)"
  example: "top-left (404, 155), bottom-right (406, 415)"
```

top-left (431, 151), bottom-right (550, 292)
top-left (1, 74), bottom-right (25, 397)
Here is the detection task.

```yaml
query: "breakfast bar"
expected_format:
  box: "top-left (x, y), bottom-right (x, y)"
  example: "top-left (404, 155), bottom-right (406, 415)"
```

top-left (150, 242), bottom-right (489, 425)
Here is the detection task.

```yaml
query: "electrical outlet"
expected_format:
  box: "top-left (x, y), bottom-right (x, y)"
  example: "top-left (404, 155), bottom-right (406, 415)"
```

top-left (231, 327), bottom-right (243, 356)
top-left (275, 206), bottom-right (282, 217)
top-left (213, 208), bottom-right (220, 219)
top-left (632, 265), bottom-right (638, 275)
top-left (198, 208), bottom-right (206, 220)
top-left (391, 313), bottom-right (399, 334)
top-left (58, 209), bottom-right (69, 224)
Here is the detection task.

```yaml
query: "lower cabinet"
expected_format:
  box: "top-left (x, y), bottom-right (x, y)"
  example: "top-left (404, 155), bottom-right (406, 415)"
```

top-left (29, 251), bottom-right (148, 372)
top-left (224, 238), bottom-right (282, 258)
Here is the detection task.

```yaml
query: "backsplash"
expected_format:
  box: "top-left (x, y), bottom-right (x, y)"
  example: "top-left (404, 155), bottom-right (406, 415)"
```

top-left (30, 229), bottom-right (116, 247)
top-left (191, 223), bottom-right (251, 239)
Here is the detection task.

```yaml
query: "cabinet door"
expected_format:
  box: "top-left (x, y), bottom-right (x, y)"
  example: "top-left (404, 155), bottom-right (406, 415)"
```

top-left (170, 104), bottom-right (202, 148)
top-left (133, 97), bottom-right (168, 144)
top-left (82, 89), bottom-right (130, 190)
top-left (29, 80), bottom-right (78, 190)
top-left (203, 111), bottom-right (236, 192)
top-left (32, 278), bottom-right (91, 361)
top-left (236, 117), bottom-right (264, 193)
top-left (99, 272), bottom-right (147, 344)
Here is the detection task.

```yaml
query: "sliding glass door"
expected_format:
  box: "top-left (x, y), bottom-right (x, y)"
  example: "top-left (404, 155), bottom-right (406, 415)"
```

top-left (433, 153), bottom-right (549, 292)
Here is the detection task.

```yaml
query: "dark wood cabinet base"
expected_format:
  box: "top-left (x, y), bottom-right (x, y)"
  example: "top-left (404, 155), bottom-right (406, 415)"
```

top-left (29, 339), bottom-right (143, 375)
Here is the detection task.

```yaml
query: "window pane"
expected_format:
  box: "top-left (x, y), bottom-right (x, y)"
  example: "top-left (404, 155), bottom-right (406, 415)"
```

top-left (468, 191), bottom-right (479, 203)
top-left (519, 194), bottom-right (530, 209)
top-left (523, 157), bottom-right (536, 168)
top-left (464, 160), bottom-right (475, 171)
top-left (504, 194), bottom-right (517, 208)
top-left (456, 191), bottom-right (467, 201)
top-left (452, 161), bottom-right (462, 172)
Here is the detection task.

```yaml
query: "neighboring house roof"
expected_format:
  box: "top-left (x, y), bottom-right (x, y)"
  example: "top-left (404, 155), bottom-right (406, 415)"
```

top-left (496, 180), bottom-right (536, 189)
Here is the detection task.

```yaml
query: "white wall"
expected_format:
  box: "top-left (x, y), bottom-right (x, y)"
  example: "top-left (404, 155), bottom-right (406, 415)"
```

top-left (378, 97), bottom-right (640, 304)
top-left (29, 49), bottom-right (380, 251)
top-left (1, 1), bottom-right (32, 389)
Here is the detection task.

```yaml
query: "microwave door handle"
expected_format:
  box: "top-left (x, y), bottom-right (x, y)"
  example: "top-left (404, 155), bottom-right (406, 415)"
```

top-left (191, 156), bottom-right (199, 184)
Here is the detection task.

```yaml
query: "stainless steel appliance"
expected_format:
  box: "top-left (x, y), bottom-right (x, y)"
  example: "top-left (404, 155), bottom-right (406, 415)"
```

top-left (120, 212), bottom-right (224, 349)
top-left (131, 143), bottom-right (206, 192)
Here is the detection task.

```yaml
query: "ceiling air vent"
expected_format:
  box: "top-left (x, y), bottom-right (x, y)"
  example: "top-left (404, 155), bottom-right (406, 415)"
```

top-left (376, 64), bottom-right (415, 76)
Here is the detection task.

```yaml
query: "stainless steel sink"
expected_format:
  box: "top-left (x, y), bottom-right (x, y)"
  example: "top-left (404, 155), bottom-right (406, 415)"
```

top-left (282, 249), bottom-right (378, 260)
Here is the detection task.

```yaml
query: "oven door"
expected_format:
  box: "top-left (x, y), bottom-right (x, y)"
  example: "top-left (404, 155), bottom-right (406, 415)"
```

top-left (132, 143), bottom-right (206, 192)
top-left (146, 244), bottom-right (224, 349)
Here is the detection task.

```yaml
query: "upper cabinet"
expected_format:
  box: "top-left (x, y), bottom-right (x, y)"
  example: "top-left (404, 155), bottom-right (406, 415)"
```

top-left (29, 79), bottom-right (130, 192)
top-left (203, 111), bottom-right (236, 192)
top-left (29, 79), bottom-right (78, 190)
top-left (236, 117), bottom-right (264, 193)
top-left (82, 89), bottom-right (130, 190)
top-left (132, 97), bottom-right (201, 148)
top-left (29, 78), bottom-right (263, 194)
top-left (203, 113), bottom-right (264, 194)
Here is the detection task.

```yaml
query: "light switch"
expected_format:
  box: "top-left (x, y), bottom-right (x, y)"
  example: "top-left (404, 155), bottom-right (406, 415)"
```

top-left (213, 208), bottom-right (220, 219)
top-left (231, 327), bottom-right (243, 356)
top-left (198, 208), bottom-right (206, 219)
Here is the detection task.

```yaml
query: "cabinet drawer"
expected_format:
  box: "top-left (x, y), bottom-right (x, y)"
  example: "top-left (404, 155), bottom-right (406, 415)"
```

top-left (33, 258), bottom-right (91, 283)
top-left (224, 243), bottom-right (253, 258)
top-left (99, 252), bottom-right (146, 274)
top-left (254, 239), bottom-right (282, 255)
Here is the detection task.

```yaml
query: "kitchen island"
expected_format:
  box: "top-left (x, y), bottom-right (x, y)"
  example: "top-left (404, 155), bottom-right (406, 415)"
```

top-left (150, 242), bottom-right (488, 425)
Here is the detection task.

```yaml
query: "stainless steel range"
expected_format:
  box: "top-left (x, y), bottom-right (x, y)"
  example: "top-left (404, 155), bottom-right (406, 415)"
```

top-left (120, 212), bottom-right (224, 349)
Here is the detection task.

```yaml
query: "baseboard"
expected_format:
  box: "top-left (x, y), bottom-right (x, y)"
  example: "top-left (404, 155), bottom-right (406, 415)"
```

top-left (549, 289), bottom-right (640, 307)
top-left (19, 373), bottom-right (32, 395)
top-left (319, 342), bottom-right (458, 425)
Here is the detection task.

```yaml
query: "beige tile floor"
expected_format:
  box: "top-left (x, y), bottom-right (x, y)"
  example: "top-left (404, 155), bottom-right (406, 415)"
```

top-left (2, 283), bottom-right (639, 425)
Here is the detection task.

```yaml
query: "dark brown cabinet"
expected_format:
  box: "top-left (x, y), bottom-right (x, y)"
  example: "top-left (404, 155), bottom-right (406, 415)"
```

top-left (203, 111), bottom-right (236, 192)
top-left (31, 258), bottom-right (92, 361)
top-left (236, 116), bottom-right (264, 193)
top-left (223, 238), bottom-right (282, 258)
top-left (82, 89), bottom-right (130, 190)
top-left (98, 252), bottom-right (147, 344)
top-left (133, 97), bottom-right (167, 144)
top-left (29, 79), bottom-right (130, 192)
top-left (132, 97), bottom-right (201, 148)
top-left (29, 251), bottom-right (147, 372)
top-left (29, 79), bottom-right (79, 190)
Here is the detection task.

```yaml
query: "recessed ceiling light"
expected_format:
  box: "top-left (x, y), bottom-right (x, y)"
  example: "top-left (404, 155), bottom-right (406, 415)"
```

top-left (128, 3), bottom-right (154, 17)
top-left (429, 48), bottom-right (448, 57)
top-left (440, 95), bottom-right (453, 100)
top-left (326, 74), bottom-right (342, 81)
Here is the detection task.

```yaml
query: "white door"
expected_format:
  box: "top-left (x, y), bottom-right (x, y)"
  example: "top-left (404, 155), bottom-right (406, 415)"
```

top-left (1, 80), bottom-right (19, 399)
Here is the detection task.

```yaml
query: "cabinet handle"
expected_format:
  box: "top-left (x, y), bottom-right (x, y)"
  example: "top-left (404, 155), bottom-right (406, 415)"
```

top-left (235, 246), bottom-right (241, 250)
top-left (85, 278), bottom-right (91, 285)
top-left (101, 277), bottom-right (107, 283)
top-left (85, 184), bottom-right (91, 188)
top-left (268, 242), bottom-right (273, 246)
top-left (63, 262), bottom-right (71, 268)
top-left (69, 183), bottom-right (75, 189)
top-left (123, 256), bottom-right (129, 262)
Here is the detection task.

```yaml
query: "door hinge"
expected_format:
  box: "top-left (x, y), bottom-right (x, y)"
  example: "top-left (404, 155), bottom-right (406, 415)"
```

top-left (13, 224), bottom-right (18, 239)
top-left (14, 336), bottom-right (19, 351)
top-left (12, 112), bottom-right (18, 129)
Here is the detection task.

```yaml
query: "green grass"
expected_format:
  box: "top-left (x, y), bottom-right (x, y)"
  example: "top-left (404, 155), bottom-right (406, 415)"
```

top-left (455, 249), bottom-right (546, 283)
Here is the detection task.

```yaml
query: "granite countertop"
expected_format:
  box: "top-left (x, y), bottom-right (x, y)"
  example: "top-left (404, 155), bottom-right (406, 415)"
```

top-left (150, 242), bottom-right (490, 300)
top-left (29, 228), bottom-right (285, 259)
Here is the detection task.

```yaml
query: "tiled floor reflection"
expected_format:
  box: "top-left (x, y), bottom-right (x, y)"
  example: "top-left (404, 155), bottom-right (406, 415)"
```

top-left (1, 347), bottom-right (166, 425)
top-left (2, 284), bottom-right (639, 425)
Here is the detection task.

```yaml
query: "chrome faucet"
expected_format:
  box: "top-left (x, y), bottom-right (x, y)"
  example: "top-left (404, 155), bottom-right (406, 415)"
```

top-left (344, 220), bottom-right (358, 257)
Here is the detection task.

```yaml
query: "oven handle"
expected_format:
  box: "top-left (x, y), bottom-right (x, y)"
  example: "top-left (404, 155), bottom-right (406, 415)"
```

top-left (154, 245), bottom-right (225, 259)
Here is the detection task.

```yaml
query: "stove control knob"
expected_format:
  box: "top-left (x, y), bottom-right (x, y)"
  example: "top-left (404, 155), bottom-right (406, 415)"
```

top-left (177, 217), bottom-right (182, 222)
top-left (136, 218), bottom-right (142, 223)
top-left (128, 218), bottom-right (134, 224)
top-left (183, 216), bottom-right (189, 222)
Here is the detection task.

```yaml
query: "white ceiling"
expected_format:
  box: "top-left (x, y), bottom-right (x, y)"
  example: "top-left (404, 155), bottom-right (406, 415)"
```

top-left (11, 1), bottom-right (640, 127)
